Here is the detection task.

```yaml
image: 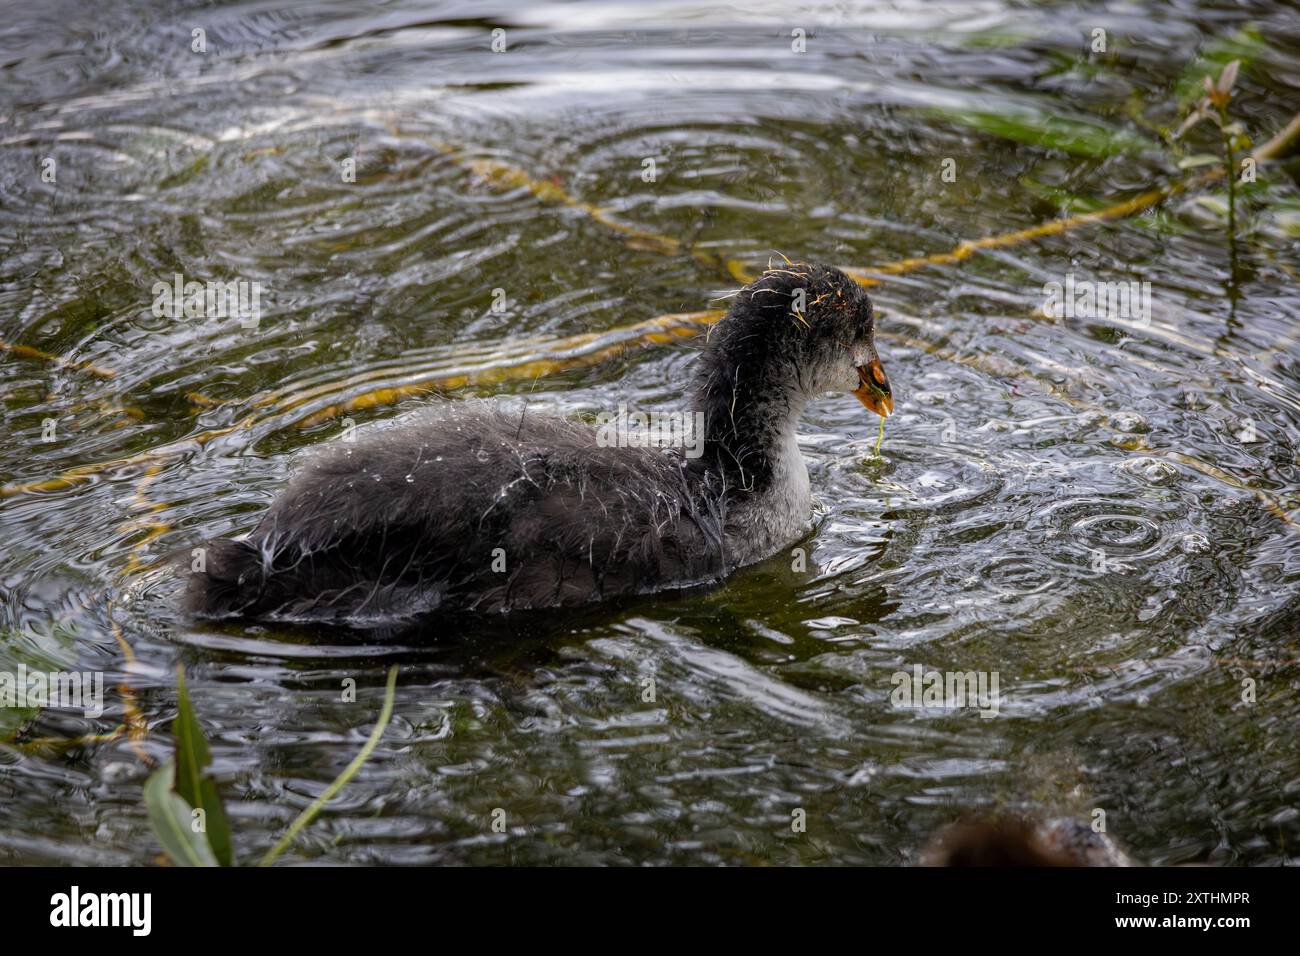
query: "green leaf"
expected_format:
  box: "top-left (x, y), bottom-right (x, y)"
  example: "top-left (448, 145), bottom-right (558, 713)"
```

top-left (0, 623), bottom-right (80, 742)
top-left (1267, 209), bottom-right (1300, 239)
top-left (157, 153), bottom-right (209, 190)
top-left (942, 26), bottom-right (1043, 49)
top-left (927, 104), bottom-right (1160, 159)
top-left (1193, 194), bottom-right (1231, 216)
top-left (1216, 60), bottom-right (1241, 97)
top-left (172, 668), bottom-right (233, 866)
top-left (144, 762), bottom-right (219, 867)
top-left (1177, 153), bottom-right (1223, 169)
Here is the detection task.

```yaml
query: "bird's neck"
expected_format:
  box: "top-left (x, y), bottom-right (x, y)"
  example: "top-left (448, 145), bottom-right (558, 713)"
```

top-left (691, 355), bottom-right (809, 494)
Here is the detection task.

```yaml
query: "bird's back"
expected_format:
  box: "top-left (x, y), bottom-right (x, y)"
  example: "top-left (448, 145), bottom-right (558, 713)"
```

top-left (186, 403), bottom-right (731, 622)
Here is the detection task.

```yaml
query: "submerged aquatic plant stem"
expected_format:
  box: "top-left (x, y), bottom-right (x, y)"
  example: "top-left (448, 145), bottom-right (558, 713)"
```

top-left (258, 665), bottom-right (398, 867)
top-left (1222, 116), bottom-right (1238, 241)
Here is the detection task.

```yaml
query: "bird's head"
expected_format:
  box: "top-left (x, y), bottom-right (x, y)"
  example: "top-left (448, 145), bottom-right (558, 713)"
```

top-left (715, 262), bottom-right (893, 418)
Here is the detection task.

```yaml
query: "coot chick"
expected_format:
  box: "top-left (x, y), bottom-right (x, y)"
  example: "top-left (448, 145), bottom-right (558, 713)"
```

top-left (921, 817), bottom-right (1136, 867)
top-left (187, 263), bottom-right (893, 623)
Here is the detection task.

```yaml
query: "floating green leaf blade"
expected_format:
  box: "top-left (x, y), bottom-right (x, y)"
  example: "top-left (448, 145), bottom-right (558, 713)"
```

top-left (0, 623), bottom-right (79, 743)
top-left (928, 104), bottom-right (1160, 159)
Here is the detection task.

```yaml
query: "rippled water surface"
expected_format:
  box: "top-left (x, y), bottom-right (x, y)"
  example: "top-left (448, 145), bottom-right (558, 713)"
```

top-left (2, 0), bottom-right (1299, 865)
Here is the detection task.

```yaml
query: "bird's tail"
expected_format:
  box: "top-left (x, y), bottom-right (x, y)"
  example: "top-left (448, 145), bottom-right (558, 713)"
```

top-left (184, 537), bottom-right (267, 618)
